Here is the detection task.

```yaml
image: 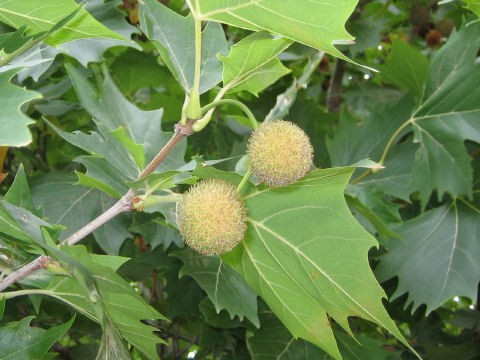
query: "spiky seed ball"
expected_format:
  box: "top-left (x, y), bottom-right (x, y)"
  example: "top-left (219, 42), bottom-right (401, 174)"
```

top-left (176, 179), bottom-right (247, 256)
top-left (247, 120), bottom-right (313, 187)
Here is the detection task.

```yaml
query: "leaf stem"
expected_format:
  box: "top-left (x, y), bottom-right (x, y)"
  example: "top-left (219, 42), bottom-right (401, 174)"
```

top-left (195, 99), bottom-right (259, 132)
top-left (351, 118), bottom-right (413, 184)
top-left (0, 256), bottom-right (51, 292)
top-left (183, 13), bottom-right (203, 122)
top-left (378, 118), bottom-right (413, 166)
top-left (237, 168), bottom-right (252, 194)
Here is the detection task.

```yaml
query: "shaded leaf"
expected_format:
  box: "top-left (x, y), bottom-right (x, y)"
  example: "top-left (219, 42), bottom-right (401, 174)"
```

top-left (31, 172), bottom-right (130, 255)
top-left (0, 316), bottom-right (74, 360)
top-left (327, 96), bottom-right (415, 167)
top-left (377, 200), bottom-right (480, 313)
top-left (379, 40), bottom-right (429, 98)
top-left (410, 23), bottom-right (480, 204)
top-left (172, 248), bottom-right (259, 327)
top-left (65, 63), bottom-right (186, 179)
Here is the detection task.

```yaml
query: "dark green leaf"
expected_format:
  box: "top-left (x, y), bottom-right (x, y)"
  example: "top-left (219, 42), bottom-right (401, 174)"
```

top-left (173, 248), bottom-right (259, 327)
top-left (379, 40), bottom-right (429, 97)
top-left (377, 200), bottom-right (480, 313)
top-left (410, 24), bottom-right (480, 204)
top-left (0, 316), bottom-right (74, 360)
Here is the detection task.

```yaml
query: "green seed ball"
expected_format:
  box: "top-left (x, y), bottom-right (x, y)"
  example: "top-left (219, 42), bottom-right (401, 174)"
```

top-left (176, 179), bottom-right (247, 256)
top-left (247, 120), bottom-right (313, 187)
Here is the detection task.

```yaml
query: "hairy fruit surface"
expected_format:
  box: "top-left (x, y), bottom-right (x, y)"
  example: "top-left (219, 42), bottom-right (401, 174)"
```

top-left (176, 179), bottom-right (247, 256)
top-left (247, 120), bottom-right (313, 187)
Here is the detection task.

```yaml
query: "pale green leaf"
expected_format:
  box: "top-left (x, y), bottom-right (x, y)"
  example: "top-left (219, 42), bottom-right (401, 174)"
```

top-left (0, 0), bottom-right (124, 46)
top-left (111, 126), bottom-right (146, 170)
top-left (461, 0), bottom-right (480, 17)
top-left (220, 31), bottom-right (292, 95)
top-left (0, 69), bottom-right (42, 147)
top-left (223, 168), bottom-right (416, 359)
top-left (377, 199), bottom-right (480, 313)
top-left (139, 0), bottom-right (228, 94)
top-left (192, 0), bottom-right (359, 63)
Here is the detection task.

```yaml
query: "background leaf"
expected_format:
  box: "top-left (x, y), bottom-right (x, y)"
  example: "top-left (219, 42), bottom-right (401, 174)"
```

top-left (377, 199), bottom-right (480, 313)
top-left (173, 248), bottom-right (259, 327)
top-left (0, 316), bottom-right (74, 360)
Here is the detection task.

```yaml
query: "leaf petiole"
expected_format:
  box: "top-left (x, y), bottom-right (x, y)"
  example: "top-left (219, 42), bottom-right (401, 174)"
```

top-left (195, 99), bottom-right (259, 132)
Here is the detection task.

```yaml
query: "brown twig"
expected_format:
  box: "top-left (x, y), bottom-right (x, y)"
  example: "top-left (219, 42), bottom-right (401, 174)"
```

top-left (1, 121), bottom-right (195, 290)
top-left (326, 59), bottom-right (346, 113)
top-left (0, 256), bottom-right (51, 292)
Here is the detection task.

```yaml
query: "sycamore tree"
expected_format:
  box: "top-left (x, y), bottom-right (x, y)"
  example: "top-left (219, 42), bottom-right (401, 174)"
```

top-left (0, 0), bottom-right (479, 359)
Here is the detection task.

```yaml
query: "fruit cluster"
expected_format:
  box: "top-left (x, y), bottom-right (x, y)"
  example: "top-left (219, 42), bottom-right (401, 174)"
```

top-left (176, 120), bottom-right (313, 256)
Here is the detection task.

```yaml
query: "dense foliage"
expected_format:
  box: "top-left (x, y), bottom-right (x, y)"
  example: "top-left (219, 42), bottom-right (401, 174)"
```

top-left (0, 0), bottom-right (479, 359)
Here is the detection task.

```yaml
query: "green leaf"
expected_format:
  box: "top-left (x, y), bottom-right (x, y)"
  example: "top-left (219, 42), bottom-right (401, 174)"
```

top-left (191, 0), bottom-right (360, 64)
top-left (139, 0), bottom-right (229, 94)
top-left (75, 156), bottom-right (129, 197)
top-left (0, 316), bottom-right (74, 360)
top-left (223, 168), bottom-right (416, 359)
top-left (379, 40), bottom-right (429, 98)
top-left (376, 199), bottom-right (480, 313)
top-left (461, 0), bottom-right (480, 18)
top-left (327, 96), bottom-right (415, 167)
top-left (111, 126), bottom-right (146, 170)
top-left (65, 63), bottom-right (186, 173)
top-left (247, 304), bottom-right (327, 360)
top-left (172, 248), bottom-right (259, 327)
top-left (248, 302), bottom-right (401, 360)
top-left (355, 142), bottom-right (418, 202)
top-left (0, 200), bottom-right (50, 246)
top-left (47, 120), bottom-right (140, 180)
top-left (0, 296), bottom-right (5, 320)
top-left (409, 23), bottom-right (480, 204)
top-left (199, 298), bottom-right (243, 329)
top-left (0, 69), bottom-right (42, 147)
top-left (5, 246), bottom-right (166, 360)
top-left (4, 164), bottom-right (39, 216)
top-left (129, 213), bottom-right (182, 250)
top-left (31, 172), bottom-right (130, 255)
top-left (219, 32), bottom-right (292, 96)
top-left (0, 0), bottom-right (124, 46)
